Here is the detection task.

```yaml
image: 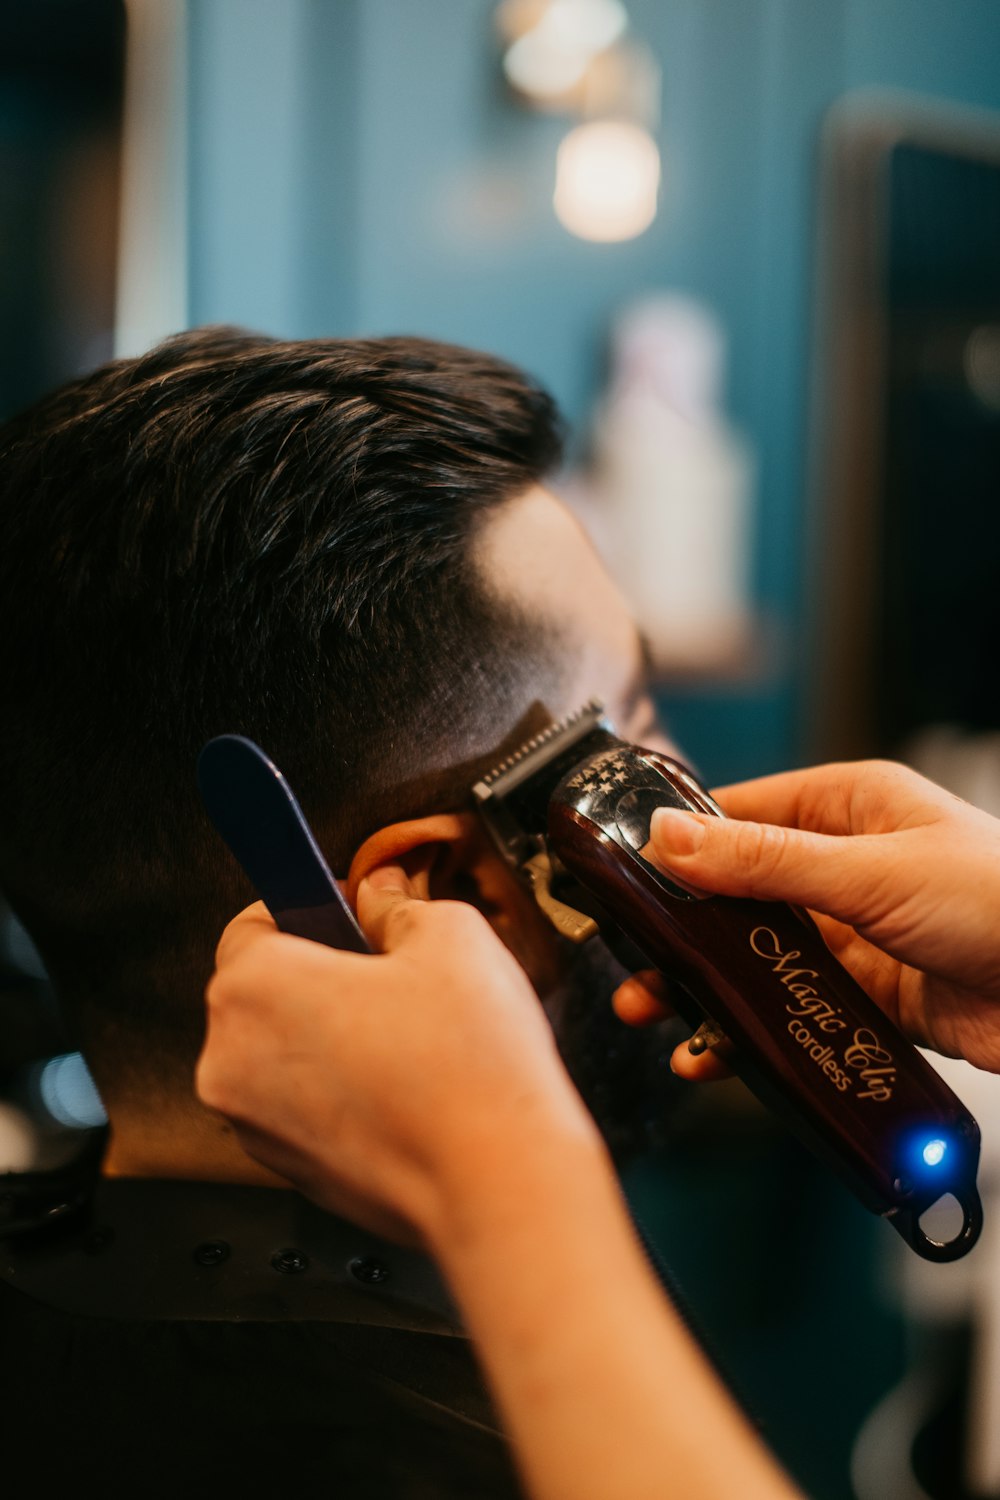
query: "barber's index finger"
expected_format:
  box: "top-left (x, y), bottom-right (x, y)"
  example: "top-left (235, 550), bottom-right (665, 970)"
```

top-left (356, 866), bottom-right (426, 953)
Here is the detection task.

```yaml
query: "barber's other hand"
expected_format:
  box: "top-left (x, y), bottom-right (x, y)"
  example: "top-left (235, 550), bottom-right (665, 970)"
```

top-left (616, 760), bottom-right (1000, 1076)
top-left (197, 871), bottom-right (597, 1246)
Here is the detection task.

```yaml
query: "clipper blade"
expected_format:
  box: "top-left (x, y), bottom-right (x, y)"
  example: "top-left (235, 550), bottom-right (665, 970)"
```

top-left (472, 699), bottom-right (618, 868)
top-left (473, 699), bottom-right (609, 798)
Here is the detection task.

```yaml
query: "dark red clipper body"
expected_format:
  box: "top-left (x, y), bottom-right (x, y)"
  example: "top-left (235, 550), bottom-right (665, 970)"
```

top-left (473, 703), bottom-right (982, 1262)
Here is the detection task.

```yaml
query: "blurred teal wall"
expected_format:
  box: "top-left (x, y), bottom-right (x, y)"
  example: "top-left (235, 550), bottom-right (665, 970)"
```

top-left (185, 0), bottom-right (1000, 784)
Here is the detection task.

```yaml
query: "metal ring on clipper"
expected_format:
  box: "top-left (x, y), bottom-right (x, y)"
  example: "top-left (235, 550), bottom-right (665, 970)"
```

top-left (893, 1186), bottom-right (984, 1264)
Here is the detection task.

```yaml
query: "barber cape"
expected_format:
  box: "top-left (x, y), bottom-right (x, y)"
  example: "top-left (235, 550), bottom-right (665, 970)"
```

top-left (0, 1176), bottom-right (523, 1499)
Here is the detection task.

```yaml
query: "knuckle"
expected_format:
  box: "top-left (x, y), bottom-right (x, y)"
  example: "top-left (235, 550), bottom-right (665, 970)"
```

top-left (194, 1055), bottom-right (224, 1111)
top-left (203, 970), bottom-right (229, 1015)
top-left (366, 894), bottom-right (429, 951)
top-left (424, 899), bottom-right (486, 943)
top-left (854, 758), bottom-right (923, 829)
top-left (205, 950), bottom-right (259, 1015)
top-left (388, 899), bottom-right (435, 943)
top-left (213, 922), bottom-right (241, 969)
top-left (865, 757), bottom-right (914, 792)
top-left (440, 897), bottom-right (484, 928)
top-left (732, 819), bottom-right (788, 884)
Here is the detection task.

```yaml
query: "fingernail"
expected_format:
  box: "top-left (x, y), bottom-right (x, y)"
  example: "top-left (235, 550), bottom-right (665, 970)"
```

top-left (651, 807), bottom-right (705, 855)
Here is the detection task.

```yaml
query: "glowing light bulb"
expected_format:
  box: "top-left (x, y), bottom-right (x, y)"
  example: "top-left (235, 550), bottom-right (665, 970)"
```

top-left (502, 0), bottom-right (628, 100)
top-left (504, 29), bottom-right (591, 96)
top-left (922, 1138), bottom-right (947, 1168)
top-left (553, 119), bottom-right (660, 242)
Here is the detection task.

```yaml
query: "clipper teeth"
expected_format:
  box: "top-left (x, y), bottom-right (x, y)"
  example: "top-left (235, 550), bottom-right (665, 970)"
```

top-left (474, 699), bottom-right (607, 796)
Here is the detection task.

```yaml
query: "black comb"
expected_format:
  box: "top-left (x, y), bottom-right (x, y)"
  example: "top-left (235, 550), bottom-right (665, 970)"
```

top-left (197, 735), bottom-right (371, 953)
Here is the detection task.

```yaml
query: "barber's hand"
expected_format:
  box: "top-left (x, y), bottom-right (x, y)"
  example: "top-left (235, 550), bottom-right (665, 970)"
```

top-left (614, 760), bottom-right (1000, 1076)
top-left (197, 870), bottom-right (598, 1246)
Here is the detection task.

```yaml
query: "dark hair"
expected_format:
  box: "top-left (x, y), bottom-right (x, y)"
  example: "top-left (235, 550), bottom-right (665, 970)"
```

top-left (0, 327), bottom-right (565, 1099)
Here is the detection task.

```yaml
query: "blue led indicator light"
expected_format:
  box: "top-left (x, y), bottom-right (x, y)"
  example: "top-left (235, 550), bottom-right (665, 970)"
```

top-left (922, 1138), bottom-right (947, 1167)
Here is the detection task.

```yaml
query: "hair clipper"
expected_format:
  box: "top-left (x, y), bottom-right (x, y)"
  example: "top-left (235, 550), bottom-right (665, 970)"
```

top-left (473, 702), bottom-right (983, 1262)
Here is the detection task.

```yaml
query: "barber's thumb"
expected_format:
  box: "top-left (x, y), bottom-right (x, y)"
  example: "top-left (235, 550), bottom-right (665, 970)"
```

top-left (649, 806), bottom-right (858, 913)
top-left (356, 864), bottom-right (422, 952)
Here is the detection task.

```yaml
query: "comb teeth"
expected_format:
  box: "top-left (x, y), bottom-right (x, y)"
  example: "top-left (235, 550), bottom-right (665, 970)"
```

top-left (473, 699), bottom-right (608, 801)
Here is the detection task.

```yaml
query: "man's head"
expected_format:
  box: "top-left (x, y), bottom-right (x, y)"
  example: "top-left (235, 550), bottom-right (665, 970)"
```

top-left (0, 327), bottom-right (658, 1132)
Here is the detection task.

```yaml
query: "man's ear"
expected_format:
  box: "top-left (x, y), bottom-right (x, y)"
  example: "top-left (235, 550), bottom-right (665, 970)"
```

top-left (346, 814), bottom-right (478, 906)
top-left (346, 814), bottom-right (563, 993)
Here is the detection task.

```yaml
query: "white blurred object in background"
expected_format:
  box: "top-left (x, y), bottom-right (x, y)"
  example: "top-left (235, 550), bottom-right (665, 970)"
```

top-left (553, 119), bottom-right (659, 241)
top-left (855, 719), bottom-right (1000, 1498)
top-left (115, 0), bottom-right (188, 356)
top-left (905, 724), bottom-right (1000, 819)
top-left (497, 0), bottom-right (662, 244)
top-left (580, 295), bottom-right (755, 672)
top-left (500, 0), bottom-right (628, 100)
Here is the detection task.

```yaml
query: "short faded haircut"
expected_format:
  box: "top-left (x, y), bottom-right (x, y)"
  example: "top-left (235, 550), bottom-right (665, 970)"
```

top-left (0, 327), bottom-right (565, 1099)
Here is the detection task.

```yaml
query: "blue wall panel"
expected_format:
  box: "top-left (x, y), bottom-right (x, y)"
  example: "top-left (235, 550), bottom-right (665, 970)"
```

top-left (185, 0), bottom-right (1000, 783)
